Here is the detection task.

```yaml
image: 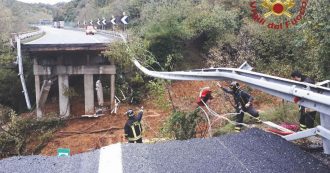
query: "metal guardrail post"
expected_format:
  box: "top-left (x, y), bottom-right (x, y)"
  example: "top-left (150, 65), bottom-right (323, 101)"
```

top-left (317, 80), bottom-right (330, 88)
top-left (12, 30), bottom-right (44, 110)
top-left (320, 113), bottom-right (330, 154)
top-left (319, 82), bottom-right (330, 154)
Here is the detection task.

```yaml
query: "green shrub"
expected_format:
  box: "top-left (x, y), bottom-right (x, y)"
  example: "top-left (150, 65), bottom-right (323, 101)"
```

top-left (259, 102), bottom-right (299, 123)
top-left (213, 123), bottom-right (235, 136)
top-left (161, 109), bottom-right (205, 140)
top-left (146, 79), bottom-right (170, 110)
top-left (0, 104), bottom-right (13, 125)
top-left (0, 113), bottom-right (64, 158)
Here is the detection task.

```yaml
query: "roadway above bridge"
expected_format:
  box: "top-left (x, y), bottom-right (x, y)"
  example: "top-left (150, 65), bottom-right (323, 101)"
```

top-left (23, 26), bottom-right (118, 51)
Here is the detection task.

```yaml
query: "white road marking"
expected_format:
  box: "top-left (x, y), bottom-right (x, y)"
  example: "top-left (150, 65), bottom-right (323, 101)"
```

top-left (98, 143), bottom-right (123, 173)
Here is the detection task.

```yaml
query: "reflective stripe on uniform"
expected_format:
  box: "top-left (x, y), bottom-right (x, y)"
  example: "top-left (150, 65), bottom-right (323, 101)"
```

top-left (128, 136), bottom-right (142, 141)
top-left (128, 121), bottom-right (142, 141)
top-left (300, 124), bottom-right (307, 130)
top-left (234, 127), bottom-right (241, 132)
top-left (255, 117), bottom-right (262, 123)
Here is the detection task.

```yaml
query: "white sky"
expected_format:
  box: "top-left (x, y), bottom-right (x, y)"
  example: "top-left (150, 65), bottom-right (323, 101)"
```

top-left (17, 0), bottom-right (72, 5)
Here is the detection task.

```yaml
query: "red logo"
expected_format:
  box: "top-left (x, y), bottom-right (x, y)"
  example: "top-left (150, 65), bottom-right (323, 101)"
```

top-left (250, 0), bottom-right (308, 29)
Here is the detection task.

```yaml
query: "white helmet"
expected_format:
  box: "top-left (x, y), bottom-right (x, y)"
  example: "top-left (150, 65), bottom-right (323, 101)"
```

top-left (126, 109), bottom-right (134, 117)
top-left (230, 81), bottom-right (240, 91)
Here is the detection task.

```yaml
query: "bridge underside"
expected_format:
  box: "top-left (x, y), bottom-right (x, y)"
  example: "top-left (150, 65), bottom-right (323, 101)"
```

top-left (23, 43), bottom-right (108, 52)
top-left (25, 44), bottom-right (115, 118)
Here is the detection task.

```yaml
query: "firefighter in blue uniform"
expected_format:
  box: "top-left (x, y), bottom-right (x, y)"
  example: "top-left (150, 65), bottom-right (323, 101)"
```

top-left (124, 107), bottom-right (143, 143)
top-left (291, 70), bottom-right (316, 131)
top-left (218, 81), bottom-right (261, 132)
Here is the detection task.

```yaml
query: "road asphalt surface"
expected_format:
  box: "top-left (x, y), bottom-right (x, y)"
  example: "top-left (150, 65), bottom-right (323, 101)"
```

top-left (25, 26), bottom-right (114, 45)
top-left (0, 128), bottom-right (329, 173)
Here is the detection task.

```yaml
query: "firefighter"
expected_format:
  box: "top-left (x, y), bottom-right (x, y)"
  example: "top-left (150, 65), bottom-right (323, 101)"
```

top-left (291, 70), bottom-right (317, 131)
top-left (197, 87), bottom-right (213, 106)
top-left (124, 107), bottom-right (143, 143)
top-left (218, 81), bottom-right (261, 132)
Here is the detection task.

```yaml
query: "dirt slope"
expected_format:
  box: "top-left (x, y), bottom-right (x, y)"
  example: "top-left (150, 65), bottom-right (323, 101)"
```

top-left (39, 81), bottom-right (279, 156)
top-left (40, 103), bottom-right (168, 155)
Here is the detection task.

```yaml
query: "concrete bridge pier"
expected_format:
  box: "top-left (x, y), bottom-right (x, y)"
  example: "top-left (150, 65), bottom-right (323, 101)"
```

top-left (110, 74), bottom-right (115, 110)
top-left (29, 45), bottom-right (116, 118)
top-left (59, 74), bottom-right (70, 118)
top-left (35, 75), bottom-right (42, 118)
top-left (84, 74), bottom-right (94, 114)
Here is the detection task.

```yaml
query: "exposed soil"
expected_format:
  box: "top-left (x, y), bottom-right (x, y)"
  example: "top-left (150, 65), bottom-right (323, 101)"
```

top-left (38, 81), bottom-right (215, 156)
top-left (40, 103), bottom-right (168, 156)
top-left (38, 80), bottom-right (281, 156)
top-left (29, 79), bottom-right (328, 169)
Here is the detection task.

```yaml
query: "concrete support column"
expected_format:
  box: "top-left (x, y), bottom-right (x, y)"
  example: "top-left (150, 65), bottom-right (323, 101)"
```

top-left (58, 75), bottom-right (70, 118)
top-left (321, 113), bottom-right (330, 154)
top-left (84, 74), bottom-right (94, 114)
top-left (35, 75), bottom-right (42, 118)
top-left (110, 74), bottom-right (115, 109)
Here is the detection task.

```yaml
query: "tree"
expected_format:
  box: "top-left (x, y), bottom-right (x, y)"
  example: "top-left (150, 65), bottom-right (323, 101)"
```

top-left (301, 1), bottom-right (330, 79)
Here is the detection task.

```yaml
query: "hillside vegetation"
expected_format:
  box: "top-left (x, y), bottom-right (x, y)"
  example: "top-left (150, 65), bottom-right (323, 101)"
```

top-left (0, 2), bottom-right (57, 158)
top-left (58, 0), bottom-right (329, 80)
top-left (0, 0), bottom-right (54, 112)
top-left (101, 0), bottom-right (329, 109)
top-left (0, 0), bottom-right (328, 112)
top-left (0, 0), bottom-right (328, 158)
top-left (61, 0), bottom-right (328, 139)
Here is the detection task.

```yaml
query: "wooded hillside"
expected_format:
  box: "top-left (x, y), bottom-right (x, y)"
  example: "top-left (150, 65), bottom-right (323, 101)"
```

top-left (59, 0), bottom-right (329, 79)
top-left (0, 0), bottom-right (329, 159)
top-left (0, 0), bottom-right (53, 111)
top-left (0, 0), bottom-right (329, 111)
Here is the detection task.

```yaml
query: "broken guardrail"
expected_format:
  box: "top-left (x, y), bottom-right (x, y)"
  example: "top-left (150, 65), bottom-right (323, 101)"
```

top-left (13, 30), bottom-right (45, 110)
top-left (132, 59), bottom-right (330, 154)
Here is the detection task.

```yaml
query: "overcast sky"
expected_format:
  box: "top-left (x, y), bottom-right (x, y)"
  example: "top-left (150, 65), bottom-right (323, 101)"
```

top-left (17, 0), bottom-right (72, 5)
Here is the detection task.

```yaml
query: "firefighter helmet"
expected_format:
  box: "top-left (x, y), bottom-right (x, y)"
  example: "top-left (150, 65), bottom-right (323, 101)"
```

top-left (126, 109), bottom-right (134, 117)
top-left (230, 81), bottom-right (240, 91)
top-left (197, 87), bottom-right (213, 106)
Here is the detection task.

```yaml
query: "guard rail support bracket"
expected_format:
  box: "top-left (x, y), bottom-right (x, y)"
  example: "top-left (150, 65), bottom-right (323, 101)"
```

top-left (283, 125), bottom-right (330, 141)
top-left (283, 128), bottom-right (317, 141)
top-left (316, 126), bottom-right (330, 140)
